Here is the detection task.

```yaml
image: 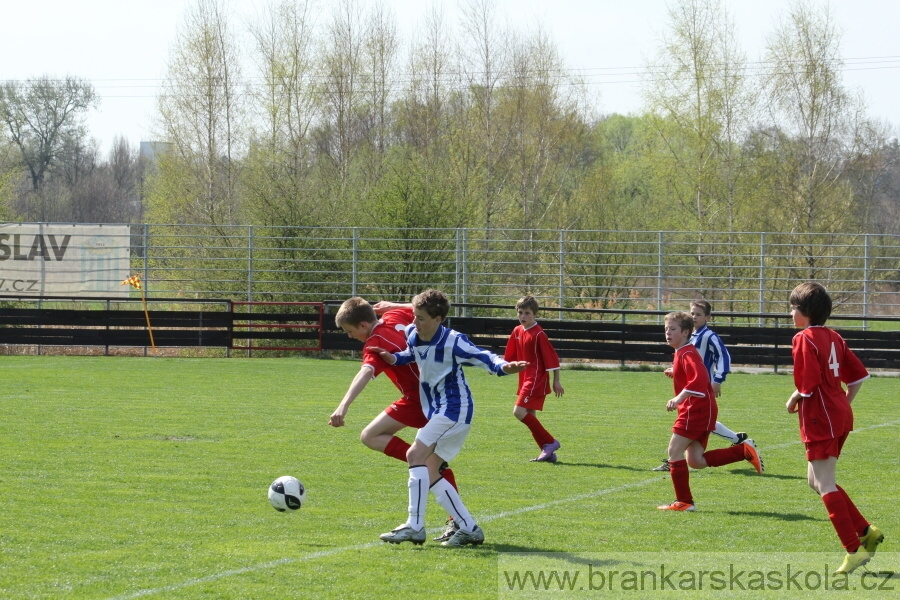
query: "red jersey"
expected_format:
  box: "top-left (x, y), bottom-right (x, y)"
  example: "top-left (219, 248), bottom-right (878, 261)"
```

top-left (671, 343), bottom-right (717, 434)
top-left (791, 326), bottom-right (869, 443)
top-left (504, 322), bottom-right (561, 400)
top-left (362, 308), bottom-right (419, 401)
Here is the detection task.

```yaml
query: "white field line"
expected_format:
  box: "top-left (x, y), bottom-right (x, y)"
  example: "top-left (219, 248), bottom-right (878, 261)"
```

top-left (108, 419), bottom-right (900, 599)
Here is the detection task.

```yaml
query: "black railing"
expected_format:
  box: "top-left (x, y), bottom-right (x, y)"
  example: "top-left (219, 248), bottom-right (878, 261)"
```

top-left (1, 297), bottom-right (898, 370)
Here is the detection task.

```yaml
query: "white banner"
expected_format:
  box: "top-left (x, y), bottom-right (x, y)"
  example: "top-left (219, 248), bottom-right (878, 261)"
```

top-left (0, 224), bottom-right (132, 297)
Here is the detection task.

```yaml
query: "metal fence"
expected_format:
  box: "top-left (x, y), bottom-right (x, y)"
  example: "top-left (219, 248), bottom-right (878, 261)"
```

top-left (110, 224), bottom-right (900, 320)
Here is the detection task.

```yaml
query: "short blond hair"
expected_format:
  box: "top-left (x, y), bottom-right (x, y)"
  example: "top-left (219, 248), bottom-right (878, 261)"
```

top-left (665, 311), bottom-right (693, 333)
top-left (335, 297), bottom-right (376, 328)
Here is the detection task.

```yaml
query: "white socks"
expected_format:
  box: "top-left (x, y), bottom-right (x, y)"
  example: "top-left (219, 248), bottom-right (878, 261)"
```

top-left (405, 465), bottom-right (478, 533)
top-left (430, 477), bottom-right (476, 533)
top-left (405, 465), bottom-right (429, 531)
top-left (713, 421), bottom-right (739, 443)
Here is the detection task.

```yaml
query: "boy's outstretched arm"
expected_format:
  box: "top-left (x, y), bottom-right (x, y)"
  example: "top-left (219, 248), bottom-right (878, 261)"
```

top-left (372, 301), bottom-right (412, 315)
top-left (370, 347), bottom-right (399, 365)
top-left (329, 366), bottom-right (374, 427)
top-left (502, 361), bottom-right (528, 374)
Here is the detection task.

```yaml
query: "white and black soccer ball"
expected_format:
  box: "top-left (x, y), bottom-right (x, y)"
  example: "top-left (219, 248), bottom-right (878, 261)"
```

top-left (268, 475), bottom-right (306, 512)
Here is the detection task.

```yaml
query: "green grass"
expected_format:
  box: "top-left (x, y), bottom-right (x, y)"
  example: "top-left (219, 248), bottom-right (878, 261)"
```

top-left (0, 356), bottom-right (897, 599)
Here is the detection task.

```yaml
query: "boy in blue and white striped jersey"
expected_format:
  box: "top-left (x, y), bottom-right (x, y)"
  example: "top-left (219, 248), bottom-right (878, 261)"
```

top-left (654, 299), bottom-right (758, 472)
top-left (372, 289), bottom-right (527, 547)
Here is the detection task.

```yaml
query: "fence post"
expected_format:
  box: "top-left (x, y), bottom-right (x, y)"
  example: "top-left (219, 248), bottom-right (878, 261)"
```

top-left (462, 228), bottom-right (469, 316)
top-left (863, 233), bottom-right (870, 328)
top-left (759, 232), bottom-right (766, 327)
top-left (352, 227), bottom-right (358, 297)
top-left (247, 225), bottom-right (254, 302)
top-left (559, 229), bottom-right (565, 319)
top-left (657, 231), bottom-right (664, 315)
top-left (773, 314), bottom-right (780, 374)
top-left (142, 223), bottom-right (149, 297)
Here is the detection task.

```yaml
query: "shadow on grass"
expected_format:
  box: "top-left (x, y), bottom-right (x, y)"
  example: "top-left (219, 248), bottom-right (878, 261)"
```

top-left (491, 545), bottom-right (632, 567)
top-left (553, 462), bottom-right (658, 473)
top-left (729, 468), bottom-right (806, 480)
top-left (723, 510), bottom-right (820, 522)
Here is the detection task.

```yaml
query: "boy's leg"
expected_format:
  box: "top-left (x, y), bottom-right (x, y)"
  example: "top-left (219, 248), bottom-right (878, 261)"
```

top-left (836, 486), bottom-right (870, 537)
top-left (406, 463), bottom-right (430, 530)
top-left (514, 401), bottom-right (559, 461)
top-left (659, 434), bottom-right (694, 509)
top-left (430, 470), bottom-right (476, 532)
top-left (810, 459), bottom-right (861, 553)
top-left (432, 476), bottom-right (484, 546)
top-left (514, 404), bottom-right (554, 445)
top-left (383, 436), bottom-right (411, 462)
top-left (711, 421), bottom-right (745, 444)
top-left (693, 432), bottom-right (763, 473)
top-left (361, 411), bottom-right (407, 458)
top-left (380, 433), bottom-right (439, 544)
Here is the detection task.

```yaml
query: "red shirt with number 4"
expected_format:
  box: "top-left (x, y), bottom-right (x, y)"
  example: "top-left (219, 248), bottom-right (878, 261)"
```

top-left (791, 326), bottom-right (869, 443)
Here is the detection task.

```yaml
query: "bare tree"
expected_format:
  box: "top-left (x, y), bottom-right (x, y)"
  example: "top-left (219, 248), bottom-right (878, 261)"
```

top-left (643, 0), bottom-right (755, 231)
top-left (459, 0), bottom-right (513, 229)
top-left (362, 1), bottom-right (398, 156)
top-left (0, 75), bottom-right (97, 220)
top-left (318, 0), bottom-right (365, 184)
top-left (762, 0), bottom-right (857, 237)
top-left (502, 26), bottom-right (588, 229)
top-left (154, 0), bottom-right (245, 226)
top-left (245, 0), bottom-right (319, 225)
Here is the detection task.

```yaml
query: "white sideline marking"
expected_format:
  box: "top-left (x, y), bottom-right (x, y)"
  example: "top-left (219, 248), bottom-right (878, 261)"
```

top-left (108, 419), bottom-right (900, 599)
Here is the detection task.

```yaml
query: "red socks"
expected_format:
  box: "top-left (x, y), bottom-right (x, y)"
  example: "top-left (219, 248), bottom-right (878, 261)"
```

top-left (669, 459), bottom-right (693, 505)
top-left (521, 413), bottom-right (554, 448)
top-left (837, 486), bottom-right (870, 538)
top-left (822, 490), bottom-right (862, 552)
top-left (384, 436), bottom-right (410, 463)
top-left (441, 467), bottom-right (459, 492)
top-left (702, 444), bottom-right (746, 467)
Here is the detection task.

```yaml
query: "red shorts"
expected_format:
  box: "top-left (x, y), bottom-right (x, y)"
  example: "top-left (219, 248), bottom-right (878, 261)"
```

top-left (384, 396), bottom-right (428, 429)
top-left (515, 393), bottom-right (547, 411)
top-left (672, 428), bottom-right (711, 450)
top-left (805, 431), bottom-right (850, 461)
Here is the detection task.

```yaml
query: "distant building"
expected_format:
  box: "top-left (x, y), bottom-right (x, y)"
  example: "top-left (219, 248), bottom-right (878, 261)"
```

top-left (139, 141), bottom-right (173, 163)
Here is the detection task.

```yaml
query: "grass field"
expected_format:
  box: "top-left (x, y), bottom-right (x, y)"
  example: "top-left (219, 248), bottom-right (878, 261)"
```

top-left (0, 356), bottom-right (897, 599)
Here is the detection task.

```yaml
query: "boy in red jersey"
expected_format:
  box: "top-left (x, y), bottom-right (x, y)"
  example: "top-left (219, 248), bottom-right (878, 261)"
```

top-left (657, 312), bottom-right (763, 512)
top-left (787, 282), bottom-right (883, 573)
top-left (329, 297), bottom-right (460, 542)
top-left (504, 296), bottom-right (565, 462)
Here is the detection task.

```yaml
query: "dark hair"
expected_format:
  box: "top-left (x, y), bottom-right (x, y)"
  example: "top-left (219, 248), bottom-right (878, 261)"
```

top-left (335, 297), bottom-right (376, 328)
top-left (665, 311), bottom-right (694, 333)
top-left (690, 299), bottom-right (712, 316)
top-left (516, 295), bottom-right (540, 315)
top-left (412, 289), bottom-right (450, 320)
top-left (790, 282), bottom-right (831, 326)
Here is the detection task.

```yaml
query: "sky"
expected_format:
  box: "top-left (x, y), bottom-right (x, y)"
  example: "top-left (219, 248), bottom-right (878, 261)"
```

top-left (4, 0), bottom-right (900, 154)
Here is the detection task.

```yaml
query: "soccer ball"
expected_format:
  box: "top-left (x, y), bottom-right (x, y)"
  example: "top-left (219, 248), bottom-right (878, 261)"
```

top-left (268, 475), bottom-right (306, 512)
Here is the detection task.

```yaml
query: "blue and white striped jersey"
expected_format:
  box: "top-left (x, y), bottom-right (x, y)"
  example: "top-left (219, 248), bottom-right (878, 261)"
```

top-left (690, 325), bottom-right (731, 384)
top-left (392, 324), bottom-right (508, 424)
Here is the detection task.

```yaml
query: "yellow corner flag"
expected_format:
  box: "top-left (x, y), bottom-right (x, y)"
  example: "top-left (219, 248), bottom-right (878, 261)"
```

top-left (121, 274), bottom-right (142, 290)
top-left (120, 274), bottom-right (155, 351)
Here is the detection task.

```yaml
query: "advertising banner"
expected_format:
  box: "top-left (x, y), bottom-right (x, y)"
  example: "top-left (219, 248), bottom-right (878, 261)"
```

top-left (0, 224), bottom-right (132, 297)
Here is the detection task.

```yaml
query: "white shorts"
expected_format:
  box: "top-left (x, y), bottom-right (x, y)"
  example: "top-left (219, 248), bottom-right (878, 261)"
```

top-left (414, 414), bottom-right (471, 463)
